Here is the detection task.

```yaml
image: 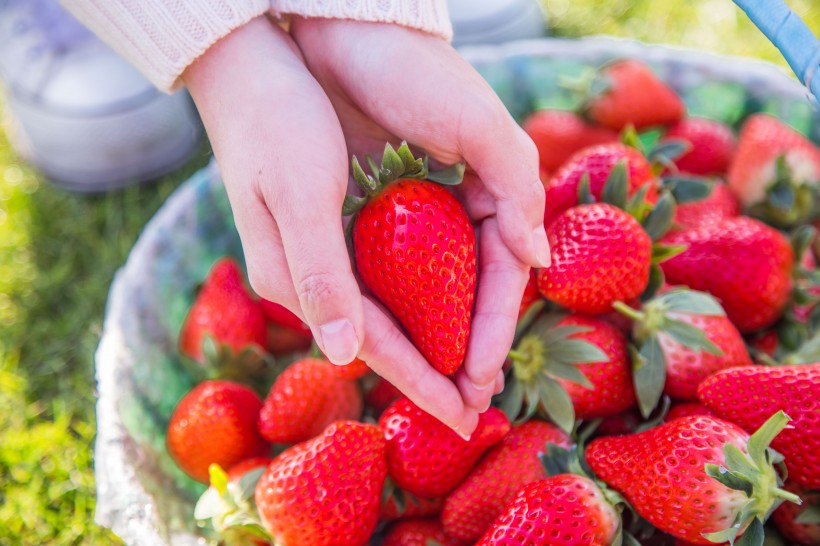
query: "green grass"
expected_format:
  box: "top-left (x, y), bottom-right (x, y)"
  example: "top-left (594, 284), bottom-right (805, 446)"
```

top-left (1, 2), bottom-right (818, 544)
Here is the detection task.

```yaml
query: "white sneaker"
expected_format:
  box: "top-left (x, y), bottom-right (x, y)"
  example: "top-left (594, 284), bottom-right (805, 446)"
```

top-left (448, 0), bottom-right (548, 47)
top-left (0, 0), bottom-right (202, 192)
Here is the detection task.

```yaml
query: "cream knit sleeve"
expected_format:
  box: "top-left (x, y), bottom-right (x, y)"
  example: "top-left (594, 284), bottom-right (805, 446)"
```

top-left (59, 0), bottom-right (452, 93)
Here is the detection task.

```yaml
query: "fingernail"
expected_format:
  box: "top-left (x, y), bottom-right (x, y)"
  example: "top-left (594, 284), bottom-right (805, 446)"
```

top-left (471, 380), bottom-right (494, 392)
top-left (318, 319), bottom-right (359, 365)
top-left (455, 427), bottom-right (472, 442)
top-left (454, 410), bottom-right (478, 441)
top-left (533, 226), bottom-right (551, 268)
top-left (494, 372), bottom-right (505, 395)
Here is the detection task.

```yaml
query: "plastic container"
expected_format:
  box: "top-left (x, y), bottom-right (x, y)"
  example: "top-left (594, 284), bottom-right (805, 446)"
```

top-left (94, 37), bottom-right (820, 545)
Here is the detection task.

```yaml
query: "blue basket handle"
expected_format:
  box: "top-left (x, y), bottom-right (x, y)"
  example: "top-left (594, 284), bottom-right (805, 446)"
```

top-left (733, 0), bottom-right (820, 104)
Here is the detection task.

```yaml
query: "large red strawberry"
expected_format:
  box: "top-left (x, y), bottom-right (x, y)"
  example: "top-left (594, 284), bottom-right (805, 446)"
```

top-left (662, 117), bottom-right (736, 176)
top-left (698, 364), bottom-right (820, 489)
top-left (255, 421), bottom-right (386, 546)
top-left (660, 216), bottom-right (794, 333)
top-left (538, 203), bottom-right (652, 314)
top-left (257, 358), bottom-right (362, 445)
top-left (771, 482), bottom-right (820, 545)
top-left (586, 413), bottom-right (799, 544)
top-left (671, 181), bottom-right (740, 232)
top-left (167, 380), bottom-right (271, 483)
top-left (614, 289), bottom-right (752, 411)
top-left (382, 518), bottom-right (465, 546)
top-left (582, 59), bottom-right (685, 131)
top-left (728, 113), bottom-right (820, 227)
top-left (441, 420), bottom-right (571, 542)
top-left (543, 143), bottom-right (658, 227)
top-left (503, 313), bottom-right (635, 431)
top-left (345, 143), bottom-right (476, 376)
top-left (475, 475), bottom-right (621, 545)
top-left (379, 397), bottom-right (510, 498)
top-left (179, 257), bottom-right (268, 364)
top-left (522, 109), bottom-right (617, 174)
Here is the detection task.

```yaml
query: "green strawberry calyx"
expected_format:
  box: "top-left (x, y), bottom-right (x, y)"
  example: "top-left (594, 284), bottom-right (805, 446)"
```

top-left (702, 410), bottom-right (801, 546)
top-left (194, 464), bottom-right (273, 545)
top-left (501, 314), bottom-right (609, 433)
top-left (613, 289), bottom-right (725, 418)
top-left (342, 141), bottom-right (466, 217)
top-left (749, 155), bottom-right (820, 229)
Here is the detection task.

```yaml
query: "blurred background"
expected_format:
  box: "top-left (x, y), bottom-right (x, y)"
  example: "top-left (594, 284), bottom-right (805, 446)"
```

top-left (0, 0), bottom-right (818, 544)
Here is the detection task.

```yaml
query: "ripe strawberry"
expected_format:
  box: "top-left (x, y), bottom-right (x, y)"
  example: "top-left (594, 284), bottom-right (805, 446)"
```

top-left (517, 268), bottom-right (541, 321)
top-left (475, 475), bottom-right (621, 546)
top-left (382, 517), bottom-right (465, 546)
top-left (441, 420), bottom-right (571, 542)
top-left (379, 397), bottom-right (510, 498)
top-left (538, 203), bottom-right (652, 314)
top-left (255, 421), bottom-right (386, 546)
top-left (505, 314), bottom-right (635, 430)
top-left (543, 143), bottom-right (658, 227)
top-left (771, 482), bottom-right (820, 545)
top-left (365, 376), bottom-right (402, 416)
top-left (522, 109), bottom-right (617, 173)
top-left (583, 59), bottom-right (685, 131)
top-left (258, 298), bottom-right (311, 337)
top-left (615, 289), bottom-right (751, 409)
top-left (728, 113), bottom-right (820, 227)
top-left (258, 358), bottom-right (362, 445)
top-left (346, 143), bottom-right (476, 376)
top-left (330, 356), bottom-right (370, 380)
top-left (167, 380), bottom-right (271, 483)
top-left (660, 216), bottom-right (794, 333)
top-left (662, 117), bottom-right (736, 175)
top-left (665, 402), bottom-right (715, 422)
top-left (179, 257), bottom-right (268, 364)
top-left (586, 413), bottom-right (799, 544)
top-left (671, 182), bottom-right (740, 232)
top-left (698, 364), bottom-right (820, 489)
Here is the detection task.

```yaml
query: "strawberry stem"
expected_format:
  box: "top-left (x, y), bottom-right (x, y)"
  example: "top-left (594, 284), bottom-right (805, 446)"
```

top-left (612, 301), bottom-right (644, 322)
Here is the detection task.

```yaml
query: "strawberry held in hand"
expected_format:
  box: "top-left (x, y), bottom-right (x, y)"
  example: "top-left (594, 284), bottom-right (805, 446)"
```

top-left (344, 143), bottom-right (476, 376)
top-left (698, 364), bottom-right (820, 489)
top-left (379, 397), bottom-right (510, 498)
top-left (255, 421), bottom-right (387, 546)
top-left (586, 413), bottom-right (800, 545)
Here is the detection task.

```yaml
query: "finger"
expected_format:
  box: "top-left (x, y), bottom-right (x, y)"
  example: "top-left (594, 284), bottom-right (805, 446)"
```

top-left (454, 368), bottom-right (494, 413)
top-left (225, 183), bottom-right (302, 315)
top-left (494, 370), bottom-right (505, 395)
top-left (359, 297), bottom-right (479, 439)
top-left (265, 162), bottom-right (365, 366)
top-left (460, 217), bottom-right (529, 396)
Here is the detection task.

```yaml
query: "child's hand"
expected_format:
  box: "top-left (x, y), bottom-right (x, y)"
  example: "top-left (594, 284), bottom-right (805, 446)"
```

top-left (290, 18), bottom-right (550, 421)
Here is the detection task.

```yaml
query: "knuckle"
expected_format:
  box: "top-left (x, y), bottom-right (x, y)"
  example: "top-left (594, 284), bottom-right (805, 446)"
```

top-left (296, 271), bottom-right (344, 309)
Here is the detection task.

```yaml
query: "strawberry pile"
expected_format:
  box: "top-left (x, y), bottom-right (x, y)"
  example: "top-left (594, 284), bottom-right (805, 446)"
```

top-left (163, 58), bottom-right (820, 546)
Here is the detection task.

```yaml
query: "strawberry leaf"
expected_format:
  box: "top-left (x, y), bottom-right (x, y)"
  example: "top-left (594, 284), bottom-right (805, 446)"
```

top-left (734, 517), bottom-right (764, 546)
top-left (601, 160), bottom-right (629, 209)
top-left (547, 339), bottom-right (609, 366)
top-left (537, 374), bottom-right (576, 433)
top-left (426, 162), bottom-right (466, 186)
top-left (648, 139), bottom-right (691, 169)
top-left (578, 172), bottom-right (595, 204)
top-left (642, 191), bottom-right (676, 241)
top-left (651, 243), bottom-right (686, 264)
top-left (381, 143), bottom-right (406, 183)
top-left (545, 361), bottom-right (594, 389)
top-left (705, 464), bottom-right (755, 496)
top-left (498, 374), bottom-right (525, 422)
top-left (746, 410), bottom-right (791, 470)
top-left (342, 195), bottom-right (367, 216)
top-left (663, 319), bottom-right (723, 355)
top-left (640, 263), bottom-right (665, 302)
top-left (626, 184), bottom-right (652, 220)
top-left (632, 337), bottom-right (666, 418)
top-left (702, 526), bottom-right (740, 544)
top-left (660, 289), bottom-right (725, 316)
top-left (521, 382), bottom-right (541, 423)
top-left (662, 175), bottom-right (714, 204)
